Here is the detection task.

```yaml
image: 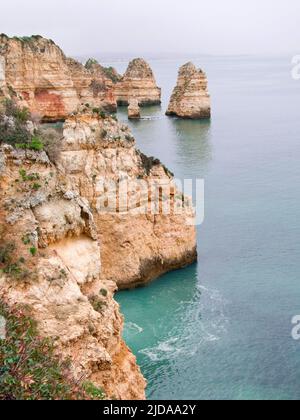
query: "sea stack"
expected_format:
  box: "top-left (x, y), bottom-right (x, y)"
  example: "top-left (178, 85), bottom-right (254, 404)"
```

top-left (128, 98), bottom-right (141, 119)
top-left (115, 58), bottom-right (161, 106)
top-left (166, 62), bottom-right (211, 119)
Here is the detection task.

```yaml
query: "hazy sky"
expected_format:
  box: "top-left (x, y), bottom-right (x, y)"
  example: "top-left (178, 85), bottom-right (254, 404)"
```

top-left (1, 0), bottom-right (300, 57)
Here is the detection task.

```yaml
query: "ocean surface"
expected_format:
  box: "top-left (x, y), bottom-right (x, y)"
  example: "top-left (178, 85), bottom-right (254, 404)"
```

top-left (104, 55), bottom-right (300, 400)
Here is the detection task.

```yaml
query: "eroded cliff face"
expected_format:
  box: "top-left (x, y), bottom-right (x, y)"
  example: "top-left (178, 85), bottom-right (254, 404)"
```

top-left (166, 62), bottom-right (211, 119)
top-left (0, 112), bottom-right (197, 399)
top-left (0, 35), bottom-right (118, 121)
top-left (115, 58), bottom-right (161, 106)
top-left (0, 144), bottom-right (146, 399)
top-left (58, 114), bottom-right (197, 289)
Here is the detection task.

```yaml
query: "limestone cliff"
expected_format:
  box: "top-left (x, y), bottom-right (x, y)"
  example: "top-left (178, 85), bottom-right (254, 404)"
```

top-left (0, 144), bottom-right (146, 399)
top-left (58, 114), bottom-right (197, 289)
top-left (166, 62), bottom-right (211, 119)
top-left (0, 35), bottom-right (118, 121)
top-left (115, 58), bottom-right (161, 106)
top-left (0, 112), bottom-right (197, 399)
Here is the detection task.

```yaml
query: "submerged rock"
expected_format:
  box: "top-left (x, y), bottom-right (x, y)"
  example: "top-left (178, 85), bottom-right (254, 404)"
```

top-left (128, 98), bottom-right (141, 119)
top-left (166, 62), bottom-right (211, 119)
top-left (115, 58), bottom-right (161, 106)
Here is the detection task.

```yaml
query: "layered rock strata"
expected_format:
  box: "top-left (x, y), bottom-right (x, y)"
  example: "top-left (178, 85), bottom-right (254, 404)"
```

top-left (166, 62), bottom-right (211, 119)
top-left (128, 98), bottom-right (141, 119)
top-left (0, 144), bottom-right (146, 399)
top-left (0, 35), bottom-right (118, 121)
top-left (0, 112), bottom-right (197, 399)
top-left (115, 58), bottom-right (161, 106)
top-left (58, 114), bottom-right (197, 289)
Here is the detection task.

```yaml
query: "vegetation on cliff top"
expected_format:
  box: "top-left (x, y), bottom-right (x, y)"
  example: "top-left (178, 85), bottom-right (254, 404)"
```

top-left (0, 99), bottom-right (43, 151)
top-left (0, 99), bottom-right (62, 160)
top-left (0, 301), bottom-right (105, 400)
top-left (85, 58), bottom-right (120, 83)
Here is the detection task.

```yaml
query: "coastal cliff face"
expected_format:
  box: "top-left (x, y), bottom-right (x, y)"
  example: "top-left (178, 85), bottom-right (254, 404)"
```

top-left (0, 144), bottom-right (146, 400)
top-left (115, 58), bottom-right (161, 106)
top-left (58, 114), bottom-right (197, 289)
top-left (166, 62), bottom-right (211, 119)
top-left (0, 111), bottom-right (197, 399)
top-left (0, 35), bottom-right (118, 121)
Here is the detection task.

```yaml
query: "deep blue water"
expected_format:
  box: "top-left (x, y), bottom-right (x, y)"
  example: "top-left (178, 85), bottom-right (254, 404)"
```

top-left (106, 55), bottom-right (300, 400)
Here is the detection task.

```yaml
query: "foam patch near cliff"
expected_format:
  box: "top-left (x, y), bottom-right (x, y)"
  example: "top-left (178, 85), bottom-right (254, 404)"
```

top-left (0, 111), bottom-right (197, 399)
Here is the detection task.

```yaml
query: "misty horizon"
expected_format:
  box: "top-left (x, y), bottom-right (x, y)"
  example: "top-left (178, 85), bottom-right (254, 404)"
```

top-left (0, 0), bottom-right (299, 59)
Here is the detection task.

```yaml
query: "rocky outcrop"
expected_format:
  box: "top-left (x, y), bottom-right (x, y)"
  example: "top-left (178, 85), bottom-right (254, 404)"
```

top-left (0, 144), bottom-right (146, 400)
top-left (166, 62), bottom-right (211, 119)
top-left (58, 113), bottom-right (197, 289)
top-left (128, 98), bottom-right (141, 120)
top-left (0, 112), bottom-right (197, 399)
top-left (115, 58), bottom-right (161, 106)
top-left (0, 35), bottom-right (118, 121)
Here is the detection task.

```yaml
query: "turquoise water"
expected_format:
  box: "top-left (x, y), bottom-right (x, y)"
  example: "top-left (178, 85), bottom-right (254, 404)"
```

top-left (111, 56), bottom-right (300, 400)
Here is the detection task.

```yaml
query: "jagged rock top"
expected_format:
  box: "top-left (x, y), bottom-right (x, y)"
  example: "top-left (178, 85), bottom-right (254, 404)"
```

top-left (85, 58), bottom-right (121, 83)
top-left (178, 62), bottom-right (204, 77)
top-left (166, 62), bottom-right (211, 119)
top-left (0, 35), bottom-right (118, 119)
top-left (123, 58), bottom-right (155, 80)
top-left (0, 34), bottom-right (64, 57)
top-left (115, 58), bottom-right (161, 106)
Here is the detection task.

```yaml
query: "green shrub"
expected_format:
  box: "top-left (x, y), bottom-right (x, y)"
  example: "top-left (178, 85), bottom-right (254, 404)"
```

top-left (29, 247), bottom-right (37, 257)
top-left (99, 288), bottom-right (108, 297)
top-left (32, 183), bottom-right (41, 191)
top-left (89, 296), bottom-right (107, 314)
top-left (28, 136), bottom-right (44, 151)
top-left (0, 100), bottom-right (44, 151)
top-left (0, 243), bottom-right (15, 265)
top-left (102, 67), bottom-right (120, 83)
top-left (0, 242), bottom-right (29, 280)
top-left (85, 58), bottom-right (98, 69)
top-left (83, 382), bottom-right (105, 400)
top-left (0, 302), bottom-right (105, 400)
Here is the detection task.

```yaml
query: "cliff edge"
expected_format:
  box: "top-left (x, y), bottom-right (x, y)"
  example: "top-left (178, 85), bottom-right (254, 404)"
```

top-left (0, 107), bottom-right (197, 399)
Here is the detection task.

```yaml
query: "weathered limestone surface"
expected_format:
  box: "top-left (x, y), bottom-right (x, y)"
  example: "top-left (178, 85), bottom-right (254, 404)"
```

top-left (128, 98), bottom-right (141, 120)
top-left (0, 144), bottom-right (146, 400)
top-left (0, 112), bottom-right (197, 399)
top-left (166, 62), bottom-right (211, 119)
top-left (58, 114), bottom-right (197, 289)
top-left (0, 35), bottom-right (118, 121)
top-left (115, 58), bottom-right (161, 106)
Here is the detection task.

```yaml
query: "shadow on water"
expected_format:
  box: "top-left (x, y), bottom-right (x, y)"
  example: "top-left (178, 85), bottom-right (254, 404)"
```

top-left (117, 104), bottom-right (162, 121)
top-left (169, 118), bottom-right (213, 177)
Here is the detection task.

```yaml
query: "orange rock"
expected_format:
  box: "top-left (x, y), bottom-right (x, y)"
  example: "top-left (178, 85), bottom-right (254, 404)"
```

top-left (167, 62), bottom-right (211, 119)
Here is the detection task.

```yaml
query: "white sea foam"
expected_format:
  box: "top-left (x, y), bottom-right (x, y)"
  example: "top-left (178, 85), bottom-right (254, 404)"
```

top-left (139, 284), bottom-right (229, 362)
top-left (126, 322), bottom-right (144, 334)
